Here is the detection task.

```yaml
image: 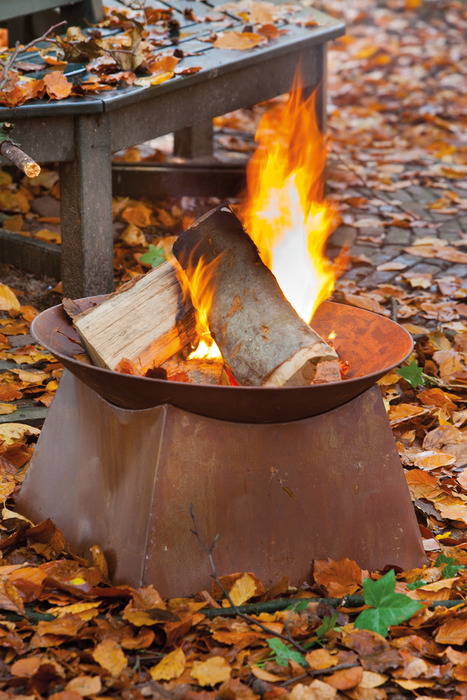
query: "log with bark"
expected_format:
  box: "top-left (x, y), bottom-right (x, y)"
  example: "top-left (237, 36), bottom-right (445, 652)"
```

top-left (172, 206), bottom-right (341, 387)
top-left (63, 261), bottom-right (196, 375)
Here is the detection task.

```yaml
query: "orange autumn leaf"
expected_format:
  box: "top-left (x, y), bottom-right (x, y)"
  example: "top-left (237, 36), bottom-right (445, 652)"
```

top-left (92, 638), bottom-right (127, 676)
top-left (191, 656), bottom-right (231, 686)
top-left (405, 469), bottom-right (443, 500)
top-left (413, 450), bottom-right (455, 470)
top-left (43, 71), bottom-right (73, 100)
top-left (257, 23), bottom-right (280, 40)
top-left (0, 384), bottom-right (22, 401)
top-left (313, 558), bottom-right (363, 597)
top-left (148, 54), bottom-right (179, 74)
top-left (213, 32), bottom-right (264, 50)
top-left (121, 203), bottom-right (152, 227)
top-left (305, 648), bottom-right (338, 671)
top-left (435, 616), bottom-right (467, 645)
top-left (325, 665), bottom-right (363, 690)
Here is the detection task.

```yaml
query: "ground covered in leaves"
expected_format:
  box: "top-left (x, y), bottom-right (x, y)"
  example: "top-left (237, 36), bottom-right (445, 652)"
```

top-left (0, 0), bottom-right (467, 698)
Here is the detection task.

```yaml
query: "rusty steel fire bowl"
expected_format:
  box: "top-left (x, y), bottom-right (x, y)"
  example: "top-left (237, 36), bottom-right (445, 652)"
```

top-left (17, 299), bottom-right (425, 596)
top-left (30, 299), bottom-right (413, 423)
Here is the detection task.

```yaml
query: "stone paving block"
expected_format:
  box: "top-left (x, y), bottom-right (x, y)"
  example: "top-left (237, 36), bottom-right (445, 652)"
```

top-left (328, 225), bottom-right (357, 247)
top-left (385, 227), bottom-right (413, 245)
top-left (406, 186), bottom-right (439, 203)
top-left (438, 264), bottom-right (467, 278)
top-left (358, 270), bottom-right (400, 287)
top-left (408, 262), bottom-right (449, 275)
top-left (397, 202), bottom-right (433, 219)
top-left (380, 189), bottom-right (414, 202)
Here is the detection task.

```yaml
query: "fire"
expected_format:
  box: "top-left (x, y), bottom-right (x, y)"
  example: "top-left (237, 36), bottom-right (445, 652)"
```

top-left (238, 79), bottom-right (337, 323)
top-left (176, 77), bottom-right (340, 361)
top-left (172, 256), bottom-right (223, 362)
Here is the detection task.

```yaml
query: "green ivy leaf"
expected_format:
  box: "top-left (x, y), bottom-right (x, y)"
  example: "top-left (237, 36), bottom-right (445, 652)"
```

top-left (435, 554), bottom-right (464, 579)
top-left (139, 244), bottom-right (166, 268)
top-left (406, 580), bottom-right (427, 590)
top-left (397, 360), bottom-right (425, 388)
top-left (316, 612), bottom-right (339, 639)
top-left (266, 638), bottom-right (307, 667)
top-left (354, 570), bottom-right (423, 637)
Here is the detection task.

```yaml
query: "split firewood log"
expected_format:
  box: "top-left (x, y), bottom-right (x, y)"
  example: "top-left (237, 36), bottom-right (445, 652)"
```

top-left (172, 206), bottom-right (341, 387)
top-left (64, 261), bottom-right (196, 374)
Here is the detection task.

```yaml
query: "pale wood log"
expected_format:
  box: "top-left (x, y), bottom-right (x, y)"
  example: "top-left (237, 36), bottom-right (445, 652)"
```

top-left (172, 206), bottom-right (340, 387)
top-left (162, 357), bottom-right (224, 384)
top-left (66, 261), bottom-right (196, 374)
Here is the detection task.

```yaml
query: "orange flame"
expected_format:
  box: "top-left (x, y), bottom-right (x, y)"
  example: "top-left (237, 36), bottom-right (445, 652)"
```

top-left (238, 79), bottom-right (337, 323)
top-left (172, 256), bottom-right (223, 361)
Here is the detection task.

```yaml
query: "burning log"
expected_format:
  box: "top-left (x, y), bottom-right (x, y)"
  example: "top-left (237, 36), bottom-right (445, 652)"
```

top-left (65, 261), bottom-right (196, 374)
top-left (172, 206), bottom-right (341, 387)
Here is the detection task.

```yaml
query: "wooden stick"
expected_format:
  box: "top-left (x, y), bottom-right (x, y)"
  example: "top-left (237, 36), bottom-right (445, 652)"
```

top-left (66, 261), bottom-right (197, 374)
top-left (0, 141), bottom-right (41, 178)
top-left (173, 206), bottom-right (340, 387)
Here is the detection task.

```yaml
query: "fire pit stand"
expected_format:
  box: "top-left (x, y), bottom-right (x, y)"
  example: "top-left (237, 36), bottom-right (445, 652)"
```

top-left (17, 301), bottom-right (426, 597)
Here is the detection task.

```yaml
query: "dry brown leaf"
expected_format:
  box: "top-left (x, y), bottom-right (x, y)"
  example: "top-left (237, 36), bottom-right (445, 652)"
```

top-left (289, 681), bottom-right (337, 700)
top-left (65, 675), bottom-right (102, 697)
top-left (435, 616), bottom-right (467, 645)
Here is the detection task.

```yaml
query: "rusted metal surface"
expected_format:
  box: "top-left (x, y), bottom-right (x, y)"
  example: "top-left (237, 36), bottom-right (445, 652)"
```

top-left (17, 372), bottom-right (425, 596)
top-left (31, 300), bottom-right (413, 423)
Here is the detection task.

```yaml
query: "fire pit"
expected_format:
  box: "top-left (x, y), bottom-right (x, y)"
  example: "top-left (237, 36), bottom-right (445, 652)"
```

top-left (16, 298), bottom-right (426, 596)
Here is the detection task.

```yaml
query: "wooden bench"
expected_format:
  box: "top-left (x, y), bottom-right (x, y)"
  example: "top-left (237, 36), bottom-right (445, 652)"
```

top-left (0, 1), bottom-right (344, 297)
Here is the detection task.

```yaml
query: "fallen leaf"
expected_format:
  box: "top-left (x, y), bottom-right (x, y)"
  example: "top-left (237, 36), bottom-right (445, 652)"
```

top-left (213, 31), bottom-right (264, 50)
top-left (191, 656), bottom-right (231, 686)
top-left (0, 283), bottom-right (20, 314)
top-left (150, 648), bottom-right (186, 681)
top-left (43, 71), bottom-right (72, 99)
top-left (92, 638), bottom-right (127, 676)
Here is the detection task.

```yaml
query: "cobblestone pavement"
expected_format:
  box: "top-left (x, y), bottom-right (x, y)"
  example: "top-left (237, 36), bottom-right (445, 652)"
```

top-left (327, 165), bottom-right (467, 305)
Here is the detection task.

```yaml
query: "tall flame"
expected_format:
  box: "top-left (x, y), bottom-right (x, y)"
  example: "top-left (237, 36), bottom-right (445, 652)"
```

top-left (238, 79), bottom-right (337, 323)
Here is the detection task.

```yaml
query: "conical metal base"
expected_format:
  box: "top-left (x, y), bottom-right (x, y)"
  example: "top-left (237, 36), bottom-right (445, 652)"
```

top-left (17, 371), bottom-right (425, 597)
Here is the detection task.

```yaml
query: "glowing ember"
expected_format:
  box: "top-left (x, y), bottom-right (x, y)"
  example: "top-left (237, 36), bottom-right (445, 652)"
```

top-left (238, 79), bottom-right (338, 323)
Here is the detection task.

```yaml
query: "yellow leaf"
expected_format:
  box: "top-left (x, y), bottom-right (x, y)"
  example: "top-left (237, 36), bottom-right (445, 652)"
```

top-left (150, 648), bottom-right (186, 681)
top-left (358, 671), bottom-right (388, 688)
top-left (47, 601), bottom-right (101, 620)
top-left (0, 283), bottom-right (20, 315)
top-left (0, 423), bottom-right (40, 447)
top-left (305, 648), bottom-right (337, 671)
top-left (0, 403), bottom-right (17, 415)
top-left (228, 573), bottom-right (257, 606)
top-left (34, 228), bottom-right (61, 244)
top-left (92, 638), bottom-right (127, 676)
top-left (191, 656), bottom-right (231, 686)
top-left (120, 223), bottom-right (148, 248)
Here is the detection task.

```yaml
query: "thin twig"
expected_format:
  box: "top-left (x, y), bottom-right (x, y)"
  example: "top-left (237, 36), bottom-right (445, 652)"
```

top-left (189, 505), bottom-right (308, 655)
top-left (0, 21), bottom-right (67, 92)
top-left (280, 662), bottom-right (361, 687)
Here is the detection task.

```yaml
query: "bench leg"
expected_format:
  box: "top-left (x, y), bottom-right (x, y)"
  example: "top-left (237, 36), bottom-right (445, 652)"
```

top-left (302, 43), bottom-right (327, 134)
top-left (173, 120), bottom-right (214, 159)
top-left (60, 113), bottom-right (114, 298)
